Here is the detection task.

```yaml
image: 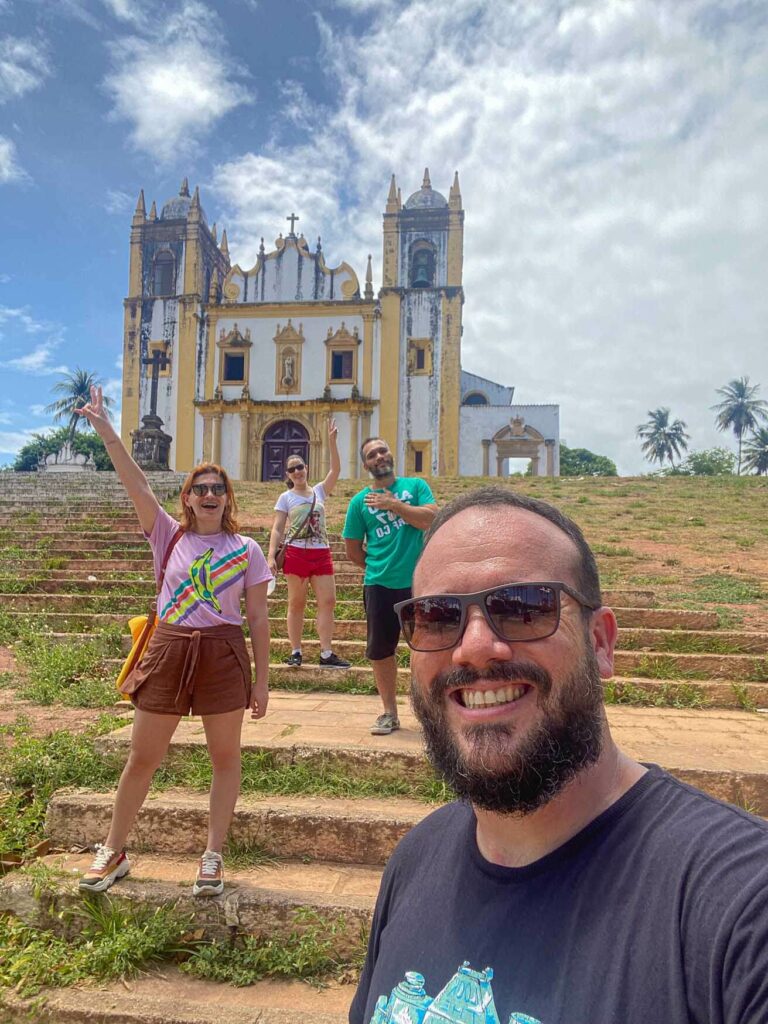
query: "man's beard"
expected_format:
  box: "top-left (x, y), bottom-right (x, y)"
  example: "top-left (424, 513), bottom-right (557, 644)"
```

top-left (369, 458), bottom-right (394, 478)
top-left (410, 648), bottom-right (605, 816)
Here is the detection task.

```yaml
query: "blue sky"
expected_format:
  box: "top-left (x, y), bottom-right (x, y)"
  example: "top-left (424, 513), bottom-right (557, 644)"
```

top-left (1, 0), bottom-right (767, 473)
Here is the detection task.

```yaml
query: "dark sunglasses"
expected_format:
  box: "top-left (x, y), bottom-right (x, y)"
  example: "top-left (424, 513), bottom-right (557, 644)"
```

top-left (190, 482), bottom-right (227, 497)
top-left (394, 582), bottom-right (599, 652)
top-left (286, 464), bottom-right (306, 473)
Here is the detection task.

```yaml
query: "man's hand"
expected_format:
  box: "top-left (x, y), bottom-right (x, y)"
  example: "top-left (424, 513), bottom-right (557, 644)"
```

top-left (364, 491), bottom-right (400, 513)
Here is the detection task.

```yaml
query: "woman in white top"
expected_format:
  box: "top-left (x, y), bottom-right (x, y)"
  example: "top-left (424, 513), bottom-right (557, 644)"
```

top-left (267, 418), bottom-right (350, 669)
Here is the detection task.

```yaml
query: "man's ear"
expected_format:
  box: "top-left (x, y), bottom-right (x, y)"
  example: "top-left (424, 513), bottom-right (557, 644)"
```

top-left (589, 606), bottom-right (617, 679)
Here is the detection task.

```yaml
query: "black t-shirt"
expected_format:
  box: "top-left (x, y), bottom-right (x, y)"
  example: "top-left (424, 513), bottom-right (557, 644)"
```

top-left (350, 766), bottom-right (768, 1024)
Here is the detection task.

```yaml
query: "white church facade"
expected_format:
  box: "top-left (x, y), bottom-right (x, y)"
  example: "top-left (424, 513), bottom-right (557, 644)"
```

top-left (121, 173), bottom-right (559, 480)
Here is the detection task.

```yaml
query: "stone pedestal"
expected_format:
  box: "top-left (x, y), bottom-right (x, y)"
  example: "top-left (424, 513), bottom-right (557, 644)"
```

top-left (131, 415), bottom-right (172, 471)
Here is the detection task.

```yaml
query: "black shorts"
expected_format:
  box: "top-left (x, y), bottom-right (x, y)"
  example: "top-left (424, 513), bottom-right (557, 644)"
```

top-left (364, 584), bottom-right (412, 661)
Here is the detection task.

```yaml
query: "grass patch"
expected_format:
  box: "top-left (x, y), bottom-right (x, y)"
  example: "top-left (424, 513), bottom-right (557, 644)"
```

top-left (731, 684), bottom-right (758, 712)
top-left (605, 680), bottom-right (708, 708)
top-left (631, 655), bottom-right (687, 680)
top-left (182, 908), bottom-right (366, 987)
top-left (223, 837), bottom-right (279, 869)
top-left (691, 574), bottom-right (765, 604)
top-left (0, 890), bottom-right (194, 996)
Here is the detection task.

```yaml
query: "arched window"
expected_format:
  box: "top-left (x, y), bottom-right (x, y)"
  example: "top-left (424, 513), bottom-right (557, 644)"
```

top-left (462, 392), bottom-right (489, 406)
top-left (410, 242), bottom-right (436, 288)
top-left (153, 251), bottom-right (176, 296)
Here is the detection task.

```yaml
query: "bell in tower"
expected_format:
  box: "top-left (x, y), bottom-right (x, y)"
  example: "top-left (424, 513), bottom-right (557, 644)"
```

top-left (410, 242), bottom-right (436, 288)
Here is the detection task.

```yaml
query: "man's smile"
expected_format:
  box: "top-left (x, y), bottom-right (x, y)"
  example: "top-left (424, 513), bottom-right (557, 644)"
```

top-left (452, 682), bottom-right (532, 709)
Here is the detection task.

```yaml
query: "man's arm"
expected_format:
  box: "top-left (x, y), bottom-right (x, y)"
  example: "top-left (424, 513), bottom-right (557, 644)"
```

top-left (345, 537), bottom-right (366, 569)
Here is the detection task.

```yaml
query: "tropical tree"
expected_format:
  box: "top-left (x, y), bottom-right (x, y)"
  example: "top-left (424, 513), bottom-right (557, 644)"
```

top-left (712, 377), bottom-right (768, 475)
top-left (558, 443), bottom-right (618, 477)
top-left (44, 368), bottom-right (114, 440)
top-left (743, 427), bottom-right (768, 476)
top-left (636, 407), bottom-right (689, 468)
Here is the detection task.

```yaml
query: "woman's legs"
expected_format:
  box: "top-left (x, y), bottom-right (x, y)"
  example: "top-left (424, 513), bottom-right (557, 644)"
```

top-left (105, 709), bottom-right (181, 851)
top-left (311, 573), bottom-right (337, 651)
top-left (286, 572), bottom-right (309, 651)
top-left (202, 708), bottom-right (246, 852)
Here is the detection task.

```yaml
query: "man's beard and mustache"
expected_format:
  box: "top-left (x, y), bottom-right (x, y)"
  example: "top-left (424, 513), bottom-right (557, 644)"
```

top-left (369, 457), bottom-right (394, 479)
top-left (410, 646), bottom-right (605, 816)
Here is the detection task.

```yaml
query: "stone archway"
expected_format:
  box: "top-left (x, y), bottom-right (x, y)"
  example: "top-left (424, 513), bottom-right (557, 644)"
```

top-left (491, 418), bottom-right (555, 477)
top-left (261, 419), bottom-right (310, 481)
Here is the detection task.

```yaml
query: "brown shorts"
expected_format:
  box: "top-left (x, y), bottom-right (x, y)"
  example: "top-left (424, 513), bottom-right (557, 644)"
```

top-left (128, 621), bottom-right (252, 717)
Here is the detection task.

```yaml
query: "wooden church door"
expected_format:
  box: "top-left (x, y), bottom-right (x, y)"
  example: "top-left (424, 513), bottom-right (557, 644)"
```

top-left (261, 420), bottom-right (310, 481)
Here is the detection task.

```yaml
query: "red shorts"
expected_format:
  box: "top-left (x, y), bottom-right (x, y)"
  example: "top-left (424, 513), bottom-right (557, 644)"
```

top-left (283, 545), bottom-right (334, 579)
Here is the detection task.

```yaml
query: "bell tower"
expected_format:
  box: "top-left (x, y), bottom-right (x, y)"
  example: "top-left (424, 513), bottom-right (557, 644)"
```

top-left (121, 179), bottom-right (230, 470)
top-left (379, 169), bottom-right (464, 475)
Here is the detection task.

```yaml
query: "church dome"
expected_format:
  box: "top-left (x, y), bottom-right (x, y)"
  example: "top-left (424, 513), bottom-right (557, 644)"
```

top-left (161, 178), bottom-right (207, 222)
top-left (404, 169), bottom-right (447, 210)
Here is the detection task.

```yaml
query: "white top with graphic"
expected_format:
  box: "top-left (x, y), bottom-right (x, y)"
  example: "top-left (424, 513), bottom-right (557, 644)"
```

top-left (274, 483), bottom-right (329, 549)
top-left (149, 508), bottom-right (272, 628)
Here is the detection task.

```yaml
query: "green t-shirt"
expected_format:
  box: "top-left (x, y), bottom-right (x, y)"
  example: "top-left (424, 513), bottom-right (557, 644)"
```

top-left (342, 477), bottom-right (436, 588)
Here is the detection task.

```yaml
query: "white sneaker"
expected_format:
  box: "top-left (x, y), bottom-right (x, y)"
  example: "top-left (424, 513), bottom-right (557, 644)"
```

top-left (78, 844), bottom-right (130, 893)
top-left (192, 850), bottom-right (224, 897)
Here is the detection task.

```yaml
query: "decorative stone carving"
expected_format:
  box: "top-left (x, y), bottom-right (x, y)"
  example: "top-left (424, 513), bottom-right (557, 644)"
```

top-left (39, 441), bottom-right (96, 473)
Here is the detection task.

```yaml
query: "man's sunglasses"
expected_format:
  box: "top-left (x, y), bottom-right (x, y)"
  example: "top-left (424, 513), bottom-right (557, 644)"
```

top-left (286, 464), bottom-right (306, 474)
top-left (190, 483), bottom-right (227, 497)
top-left (394, 582), bottom-right (599, 652)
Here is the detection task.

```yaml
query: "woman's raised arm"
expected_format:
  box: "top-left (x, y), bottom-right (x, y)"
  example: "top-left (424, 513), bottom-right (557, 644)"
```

top-left (77, 385), bottom-right (161, 536)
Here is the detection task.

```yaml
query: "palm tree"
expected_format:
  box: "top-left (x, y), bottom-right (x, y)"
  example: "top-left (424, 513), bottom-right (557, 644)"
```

top-left (743, 427), bottom-right (768, 476)
top-left (636, 407), bottom-right (690, 468)
top-left (45, 368), bottom-right (114, 440)
top-left (712, 377), bottom-right (768, 475)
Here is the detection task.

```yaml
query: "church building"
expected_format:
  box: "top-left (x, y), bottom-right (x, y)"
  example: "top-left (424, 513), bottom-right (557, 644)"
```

top-left (120, 172), bottom-right (559, 480)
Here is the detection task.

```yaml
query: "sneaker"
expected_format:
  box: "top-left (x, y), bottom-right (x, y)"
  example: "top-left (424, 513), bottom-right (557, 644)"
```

top-left (193, 850), bottom-right (224, 897)
top-left (78, 844), bottom-right (130, 893)
top-left (284, 651), bottom-right (302, 667)
top-left (371, 712), bottom-right (400, 736)
top-left (319, 652), bottom-right (351, 669)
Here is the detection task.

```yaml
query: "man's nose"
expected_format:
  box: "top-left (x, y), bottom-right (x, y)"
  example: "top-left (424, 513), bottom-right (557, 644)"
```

top-left (451, 605), bottom-right (512, 668)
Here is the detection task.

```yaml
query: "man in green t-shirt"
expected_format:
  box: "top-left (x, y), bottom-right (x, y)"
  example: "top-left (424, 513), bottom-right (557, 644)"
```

top-left (343, 437), bottom-right (437, 735)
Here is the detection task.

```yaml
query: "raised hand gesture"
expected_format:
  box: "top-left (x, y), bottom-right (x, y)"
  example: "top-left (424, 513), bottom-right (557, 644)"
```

top-left (77, 385), bottom-right (113, 438)
top-left (328, 416), bottom-right (338, 443)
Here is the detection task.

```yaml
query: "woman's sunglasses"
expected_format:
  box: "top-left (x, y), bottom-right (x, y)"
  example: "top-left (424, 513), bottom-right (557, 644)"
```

top-left (394, 582), bottom-right (598, 652)
top-left (190, 483), bottom-right (227, 497)
top-left (286, 464), bottom-right (306, 474)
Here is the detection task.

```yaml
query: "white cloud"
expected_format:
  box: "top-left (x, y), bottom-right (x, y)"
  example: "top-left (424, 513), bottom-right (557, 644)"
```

top-left (104, 2), bottom-right (252, 161)
top-left (0, 305), bottom-right (68, 375)
top-left (0, 36), bottom-right (51, 102)
top-left (0, 428), bottom-right (40, 458)
top-left (210, 0), bottom-right (768, 473)
top-left (0, 134), bottom-right (28, 184)
top-left (103, 187), bottom-right (135, 214)
top-left (28, 404), bottom-right (47, 416)
top-left (0, 273), bottom-right (11, 283)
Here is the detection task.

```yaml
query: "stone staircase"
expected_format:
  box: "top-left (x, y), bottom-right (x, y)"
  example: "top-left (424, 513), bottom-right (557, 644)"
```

top-left (2, 472), bottom-right (768, 1022)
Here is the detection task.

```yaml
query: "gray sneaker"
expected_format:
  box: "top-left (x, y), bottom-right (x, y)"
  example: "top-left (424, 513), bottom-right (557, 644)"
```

top-left (371, 712), bottom-right (400, 736)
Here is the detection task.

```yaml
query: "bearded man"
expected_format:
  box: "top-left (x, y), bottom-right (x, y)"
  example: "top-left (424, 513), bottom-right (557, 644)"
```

top-left (350, 487), bottom-right (768, 1024)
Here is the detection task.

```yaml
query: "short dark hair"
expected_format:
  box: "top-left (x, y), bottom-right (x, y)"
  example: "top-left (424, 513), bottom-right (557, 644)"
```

top-left (420, 485), bottom-right (602, 607)
top-left (360, 436), bottom-right (386, 462)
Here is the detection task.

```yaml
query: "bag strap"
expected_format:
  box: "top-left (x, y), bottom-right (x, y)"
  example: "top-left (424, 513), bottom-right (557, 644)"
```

top-left (156, 527), bottom-right (184, 595)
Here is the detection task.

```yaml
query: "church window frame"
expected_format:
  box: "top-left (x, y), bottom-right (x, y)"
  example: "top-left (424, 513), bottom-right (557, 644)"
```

top-left (407, 338), bottom-right (433, 377)
top-left (406, 440), bottom-right (432, 477)
top-left (152, 250), bottom-right (176, 297)
top-left (324, 322), bottom-right (360, 387)
top-left (145, 340), bottom-right (171, 379)
top-left (274, 321), bottom-right (305, 396)
top-left (409, 240), bottom-right (436, 288)
top-left (217, 324), bottom-right (252, 388)
top-left (462, 391), bottom-right (489, 406)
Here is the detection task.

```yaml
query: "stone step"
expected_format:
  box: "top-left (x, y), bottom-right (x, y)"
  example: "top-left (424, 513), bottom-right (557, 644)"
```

top-left (97, 692), bottom-right (768, 814)
top-left (46, 791), bottom-right (427, 865)
top-left (0, 603), bottom-right (723, 633)
top-left (0, 850), bottom-right (377, 951)
top-left (93, 658), bottom-right (768, 708)
top-left (0, 970), bottom-right (352, 1024)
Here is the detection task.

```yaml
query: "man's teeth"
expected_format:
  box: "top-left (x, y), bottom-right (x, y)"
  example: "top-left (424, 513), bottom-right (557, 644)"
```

top-left (460, 685), bottom-right (526, 708)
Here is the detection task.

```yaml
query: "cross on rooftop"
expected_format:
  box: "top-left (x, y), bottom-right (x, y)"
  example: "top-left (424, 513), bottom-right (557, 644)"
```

top-left (286, 213), bottom-right (299, 235)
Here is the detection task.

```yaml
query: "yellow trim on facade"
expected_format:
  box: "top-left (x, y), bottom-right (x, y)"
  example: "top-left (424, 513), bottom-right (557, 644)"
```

top-left (378, 291), bottom-right (401, 453)
top-left (438, 294), bottom-right (462, 475)
top-left (121, 300), bottom-right (141, 444)
top-left (446, 209), bottom-right (464, 289)
top-left (362, 311), bottom-right (374, 397)
top-left (407, 337), bottom-right (433, 376)
top-left (273, 321), bottom-right (305, 396)
top-left (173, 298), bottom-right (198, 470)
top-left (203, 300), bottom-right (374, 322)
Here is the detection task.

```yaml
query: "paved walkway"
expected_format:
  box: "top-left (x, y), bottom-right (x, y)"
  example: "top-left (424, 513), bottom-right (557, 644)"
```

top-left (114, 691), bottom-right (768, 774)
